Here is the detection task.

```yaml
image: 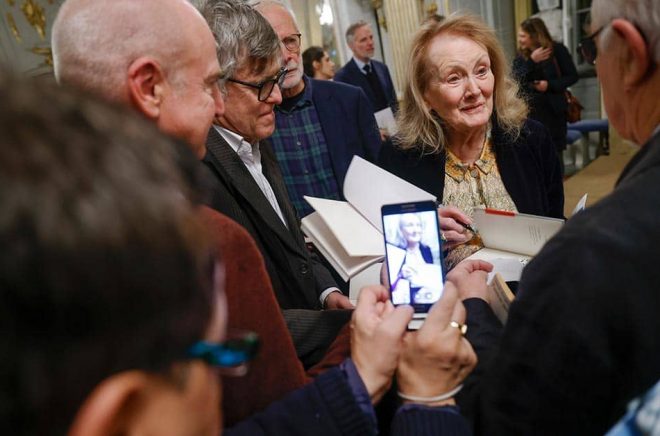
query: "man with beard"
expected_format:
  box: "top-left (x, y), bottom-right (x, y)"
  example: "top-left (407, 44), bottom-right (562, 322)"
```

top-left (334, 20), bottom-right (398, 116)
top-left (250, 0), bottom-right (382, 219)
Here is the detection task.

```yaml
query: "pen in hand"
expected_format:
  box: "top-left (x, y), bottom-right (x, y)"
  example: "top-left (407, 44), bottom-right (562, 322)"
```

top-left (457, 220), bottom-right (477, 235)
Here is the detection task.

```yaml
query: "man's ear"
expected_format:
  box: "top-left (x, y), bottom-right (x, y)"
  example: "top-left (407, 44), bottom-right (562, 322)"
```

top-left (68, 370), bottom-right (150, 436)
top-left (127, 57), bottom-right (167, 120)
top-left (610, 18), bottom-right (651, 88)
top-left (312, 60), bottom-right (321, 72)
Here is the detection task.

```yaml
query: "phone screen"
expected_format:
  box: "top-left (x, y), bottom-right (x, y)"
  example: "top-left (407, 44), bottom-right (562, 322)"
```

top-left (381, 201), bottom-right (445, 315)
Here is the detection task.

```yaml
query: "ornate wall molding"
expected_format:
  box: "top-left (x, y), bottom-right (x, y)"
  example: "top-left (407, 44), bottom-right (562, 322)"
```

top-left (381, 0), bottom-right (423, 96)
top-left (0, 0), bottom-right (60, 76)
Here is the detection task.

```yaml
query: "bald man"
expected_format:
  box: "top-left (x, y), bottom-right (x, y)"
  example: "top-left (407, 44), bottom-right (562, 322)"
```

top-left (52, 0), bottom-right (225, 156)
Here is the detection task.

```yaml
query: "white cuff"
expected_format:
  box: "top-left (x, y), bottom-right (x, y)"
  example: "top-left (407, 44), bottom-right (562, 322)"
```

top-left (320, 287), bottom-right (341, 308)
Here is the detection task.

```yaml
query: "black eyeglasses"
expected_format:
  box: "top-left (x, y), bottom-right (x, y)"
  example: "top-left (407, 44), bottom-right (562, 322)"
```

top-left (187, 330), bottom-right (260, 377)
top-left (578, 25), bottom-right (605, 65)
top-left (282, 33), bottom-right (302, 52)
top-left (226, 67), bottom-right (288, 102)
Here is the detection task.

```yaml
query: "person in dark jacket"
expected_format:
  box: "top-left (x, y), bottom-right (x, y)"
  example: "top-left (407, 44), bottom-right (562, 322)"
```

top-left (513, 17), bottom-right (579, 172)
top-left (44, 0), bottom-right (479, 433)
top-left (379, 14), bottom-right (564, 269)
top-left (0, 70), bottom-right (477, 436)
top-left (448, 0), bottom-right (660, 433)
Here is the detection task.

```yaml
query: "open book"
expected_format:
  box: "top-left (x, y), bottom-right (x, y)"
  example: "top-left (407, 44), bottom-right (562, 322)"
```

top-left (476, 194), bottom-right (589, 323)
top-left (468, 193), bottom-right (588, 282)
top-left (467, 207), bottom-right (565, 282)
top-left (301, 156), bottom-right (435, 281)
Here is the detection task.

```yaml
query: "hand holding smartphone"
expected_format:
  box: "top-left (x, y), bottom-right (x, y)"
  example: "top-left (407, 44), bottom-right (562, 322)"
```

top-left (381, 201), bottom-right (445, 329)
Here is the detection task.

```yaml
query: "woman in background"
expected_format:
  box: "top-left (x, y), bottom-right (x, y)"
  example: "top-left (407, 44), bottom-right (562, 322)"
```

top-left (514, 17), bottom-right (579, 173)
top-left (379, 14), bottom-right (564, 269)
top-left (302, 46), bottom-right (335, 80)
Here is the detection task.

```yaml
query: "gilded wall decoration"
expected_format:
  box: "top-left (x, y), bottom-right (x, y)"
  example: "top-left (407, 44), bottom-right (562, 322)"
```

top-left (2, 0), bottom-right (58, 72)
top-left (21, 0), bottom-right (47, 40)
top-left (30, 45), bottom-right (52, 66)
top-left (6, 11), bottom-right (21, 42)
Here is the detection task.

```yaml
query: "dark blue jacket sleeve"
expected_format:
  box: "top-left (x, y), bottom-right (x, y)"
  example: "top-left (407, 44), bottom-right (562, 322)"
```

top-left (225, 365), bottom-right (374, 436)
top-left (392, 405), bottom-right (472, 435)
top-left (226, 360), bottom-right (474, 436)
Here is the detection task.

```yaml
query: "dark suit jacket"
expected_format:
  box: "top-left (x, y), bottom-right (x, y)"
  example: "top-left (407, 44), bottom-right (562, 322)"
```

top-left (334, 58), bottom-right (398, 113)
top-left (379, 118), bottom-right (564, 219)
top-left (202, 127), bottom-right (336, 310)
top-left (301, 77), bottom-right (382, 192)
top-left (459, 130), bottom-right (660, 435)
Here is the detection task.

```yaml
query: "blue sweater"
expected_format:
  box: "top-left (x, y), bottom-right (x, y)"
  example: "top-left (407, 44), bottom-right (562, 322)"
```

top-left (226, 359), bottom-right (471, 435)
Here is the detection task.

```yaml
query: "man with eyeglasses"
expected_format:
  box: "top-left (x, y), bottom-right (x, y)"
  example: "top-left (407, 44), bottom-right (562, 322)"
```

top-left (335, 20), bottom-right (398, 116)
top-left (447, 0), bottom-right (660, 434)
top-left (198, 0), bottom-right (356, 367)
top-left (0, 69), bottom-right (478, 436)
top-left (250, 0), bottom-right (382, 219)
top-left (52, 0), bottom-right (343, 403)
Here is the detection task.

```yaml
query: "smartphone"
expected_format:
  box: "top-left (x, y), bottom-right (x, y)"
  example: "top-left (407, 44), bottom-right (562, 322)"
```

top-left (381, 201), bottom-right (445, 329)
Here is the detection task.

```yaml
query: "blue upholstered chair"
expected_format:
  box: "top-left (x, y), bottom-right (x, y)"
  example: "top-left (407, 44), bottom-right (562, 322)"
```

top-left (568, 119), bottom-right (610, 156)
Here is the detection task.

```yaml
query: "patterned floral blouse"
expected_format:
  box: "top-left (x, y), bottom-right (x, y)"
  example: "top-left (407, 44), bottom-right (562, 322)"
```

top-left (443, 136), bottom-right (517, 268)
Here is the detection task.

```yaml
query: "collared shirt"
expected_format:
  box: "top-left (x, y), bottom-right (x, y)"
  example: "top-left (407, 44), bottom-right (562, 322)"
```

top-left (443, 136), bottom-right (517, 268)
top-left (352, 56), bottom-right (370, 75)
top-left (214, 125), bottom-right (287, 227)
top-left (215, 126), bottom-right (341, 307)
top-left (270, 76), bottom-right (340, 217)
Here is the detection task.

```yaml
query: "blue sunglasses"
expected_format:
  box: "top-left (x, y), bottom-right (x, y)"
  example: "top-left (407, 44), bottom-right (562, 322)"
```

top-left (188, 330), bottom-right (260, 376)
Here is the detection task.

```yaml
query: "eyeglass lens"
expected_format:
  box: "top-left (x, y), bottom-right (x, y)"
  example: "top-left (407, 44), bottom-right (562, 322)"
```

top-left (258, 81), bottom-right (275, 102)
top-left (257, 69), bottom-right (288, 102)
top-left (282, 34), bottom-right (301, 52)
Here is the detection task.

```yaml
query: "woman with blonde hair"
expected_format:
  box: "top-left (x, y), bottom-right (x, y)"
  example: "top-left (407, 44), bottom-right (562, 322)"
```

top-left (514, 17), bottom-right (579, 173)
top-left (379, 14), bottom-right (564, 267)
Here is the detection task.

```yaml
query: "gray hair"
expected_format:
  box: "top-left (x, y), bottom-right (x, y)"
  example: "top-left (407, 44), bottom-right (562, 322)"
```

top-left (52, 0), bottom-right (190, 101)
top-left (592, 0), bottom-right (660, 63)
top-left (247, 0), bottom-right (293, 14)
top-left (196, 0), bottom-right (282, 79)
top-left (345, 20), bottom-right (369, 45)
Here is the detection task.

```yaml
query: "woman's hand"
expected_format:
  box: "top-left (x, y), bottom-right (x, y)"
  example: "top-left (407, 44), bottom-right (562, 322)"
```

top-left (437, 206), bottom-right (474, 250)
top-left (400, 264), bottom-right (417, 280)
top-left (530, 46), bottom-right (551, 63)
top-left (533, 80), bottom-right (548, 92)
top-left (446, 259), bottom-right (492, 302)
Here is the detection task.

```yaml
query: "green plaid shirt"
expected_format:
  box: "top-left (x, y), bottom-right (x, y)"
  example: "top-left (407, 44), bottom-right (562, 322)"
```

top-left (270, 76), bottom-right (340, 217)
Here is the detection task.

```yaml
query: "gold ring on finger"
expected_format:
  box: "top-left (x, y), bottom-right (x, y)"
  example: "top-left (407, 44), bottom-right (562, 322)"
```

top-left (449, 320), bottom-right (468, 336)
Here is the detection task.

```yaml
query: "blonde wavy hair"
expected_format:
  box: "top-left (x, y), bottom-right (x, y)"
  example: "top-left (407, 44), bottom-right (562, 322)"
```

top-left (396, 13), bottom-right (528, 153)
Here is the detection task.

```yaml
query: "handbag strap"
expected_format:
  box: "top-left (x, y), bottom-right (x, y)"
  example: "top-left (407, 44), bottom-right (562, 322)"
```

top-left (552, 56), bottom-right (562, 78)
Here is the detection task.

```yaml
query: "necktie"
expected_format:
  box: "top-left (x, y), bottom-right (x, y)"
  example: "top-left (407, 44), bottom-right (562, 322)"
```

top-left (362, 63), bottom-right (388, 110)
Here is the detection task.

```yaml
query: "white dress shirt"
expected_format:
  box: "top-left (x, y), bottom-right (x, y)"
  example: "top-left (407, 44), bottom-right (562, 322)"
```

top-left (214, 125), bottom-right (287, 228)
